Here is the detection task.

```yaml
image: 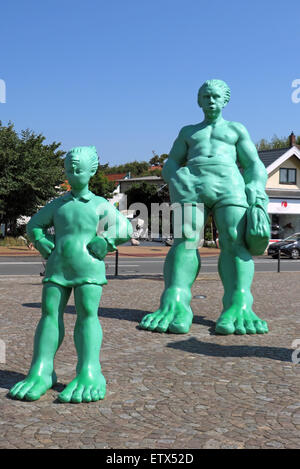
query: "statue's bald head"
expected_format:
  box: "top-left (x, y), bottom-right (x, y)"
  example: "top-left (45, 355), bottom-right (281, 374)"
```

top-left (197, 79), bottom-right (231, 108)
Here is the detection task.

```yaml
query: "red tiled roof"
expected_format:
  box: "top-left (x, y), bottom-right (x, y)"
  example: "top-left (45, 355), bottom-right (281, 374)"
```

top-left (106, 173), bottom-right (127, 181)
top-left (149, 165), bottom-right (163, 171)
top-left (61, 180), bottom-right (71, 191)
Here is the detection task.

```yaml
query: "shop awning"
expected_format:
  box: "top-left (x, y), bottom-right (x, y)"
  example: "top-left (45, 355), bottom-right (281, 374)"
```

top-left (268, 198), bottom-right (300, 214)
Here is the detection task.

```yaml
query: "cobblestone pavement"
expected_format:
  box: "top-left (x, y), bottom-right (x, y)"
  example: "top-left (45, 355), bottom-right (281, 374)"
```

top-left (0, 272), bottom-right (299, 449)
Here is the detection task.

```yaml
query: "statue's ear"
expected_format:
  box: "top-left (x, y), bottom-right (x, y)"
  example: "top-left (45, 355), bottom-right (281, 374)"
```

top-left (222, 95), bottom-right (230, 108)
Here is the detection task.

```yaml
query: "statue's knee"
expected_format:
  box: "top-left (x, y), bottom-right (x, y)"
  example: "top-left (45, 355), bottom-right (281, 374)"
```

top-left (42, 302), bottom-right (58, 318)
top-left (77, 299), bottom-right (98, 319)
top-left (219, 227), bottom-right (238, 250)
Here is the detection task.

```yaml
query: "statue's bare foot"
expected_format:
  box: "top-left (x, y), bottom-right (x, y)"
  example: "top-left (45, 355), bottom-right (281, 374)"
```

top-left (9, 371), bottom-right (57, 401)
top-left (58, 369), bottom-right (106, 403)
top-left (139, 287), bottom-right (193, 334)
top-left (215, 306), bottom-right (268, 335)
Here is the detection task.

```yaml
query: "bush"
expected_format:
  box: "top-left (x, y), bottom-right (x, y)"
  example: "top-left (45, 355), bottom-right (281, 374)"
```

top-left (0, 236), bottom-right (28, 247)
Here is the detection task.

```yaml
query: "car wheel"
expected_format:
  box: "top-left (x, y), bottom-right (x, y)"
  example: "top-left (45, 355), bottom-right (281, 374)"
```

top-left (290, 249), bottom-right (299, 260)
top-left (272, 254), bottom-right (278, 259)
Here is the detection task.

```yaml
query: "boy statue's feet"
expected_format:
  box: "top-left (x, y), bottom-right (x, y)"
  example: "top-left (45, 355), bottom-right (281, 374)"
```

top-left (215, 306), bottom-right (268, 335)
top-left (139, 287), bottom-right (193, 334)
top-left (58, 369), bottom-right (106, 403)
top-left (9, 371), bottom-right (57, 401)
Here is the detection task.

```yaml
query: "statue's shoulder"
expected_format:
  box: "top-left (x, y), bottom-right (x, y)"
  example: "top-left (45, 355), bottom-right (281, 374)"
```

top-left (93, 194), bottom-right (108, 204)
top-left (227, 121), bottom-right (250, 139)
top-left (227, 120), bottom-right (249, 138)
top-left (44, 196), bottom-right (62, 208)
top-left (178, 123), bottom-right (199, 138)
top-left (92, 194), bottom-right (113, 211)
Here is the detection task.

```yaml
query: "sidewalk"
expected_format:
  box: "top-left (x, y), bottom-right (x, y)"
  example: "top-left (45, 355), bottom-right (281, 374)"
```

top-left (0, 271), bottom-right (299, 449)
top-left (0, 244), bottom-right (220, 258)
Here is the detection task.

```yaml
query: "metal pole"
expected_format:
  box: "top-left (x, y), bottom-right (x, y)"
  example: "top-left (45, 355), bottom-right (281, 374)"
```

top-left (277, 248), bottom-right (281, 273)
top-left (115, 249), bottom-right (119, 277)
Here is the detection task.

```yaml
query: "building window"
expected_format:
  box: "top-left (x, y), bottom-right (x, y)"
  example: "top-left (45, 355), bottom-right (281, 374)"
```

top-left (279, 168), bottom-right (296, 184)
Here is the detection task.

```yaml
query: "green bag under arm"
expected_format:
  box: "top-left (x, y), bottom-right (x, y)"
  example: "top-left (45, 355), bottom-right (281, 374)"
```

top-left (245, 203), bottom-right (270, 256)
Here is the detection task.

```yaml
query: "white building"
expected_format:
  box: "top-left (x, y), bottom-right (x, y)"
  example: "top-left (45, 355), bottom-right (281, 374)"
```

top-left (259, 133), bottom-right (300, 239)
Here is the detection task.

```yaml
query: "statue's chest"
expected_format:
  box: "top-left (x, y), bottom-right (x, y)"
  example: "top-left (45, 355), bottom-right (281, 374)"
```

top-left (188, 126), bottom-right (237, 146)
top-left (54, 201), bottom-right (98, 229)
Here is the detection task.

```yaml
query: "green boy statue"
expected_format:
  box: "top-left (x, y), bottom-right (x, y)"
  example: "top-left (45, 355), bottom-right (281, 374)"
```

top-left (140, 79), bottom-right (269, 335)
top-left (9, 146), bottom-right (132, 402)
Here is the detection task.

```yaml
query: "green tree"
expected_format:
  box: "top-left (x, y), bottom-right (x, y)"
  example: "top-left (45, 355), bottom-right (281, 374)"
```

top-left (149, 153), bottom-right (160, 166)
top-left (102, 161), bottom-right (149, 177)
top-left (97, 153), bottom-right (169, 178)
top-left (256, 134), bottom-right (298, 150)
top-left (159, 153), bottom-right (168, 165)
top-left (126, 182), bottom-right (161, 210)
top-left (148, 168), bottom-right (163, 177)
top-left (125, 182), bottom-right (170, 238)
top-left (0, 122), bottom-right (65, 235)
top-left (89, 171), bottom-right (115, 199)
top-left (149, 152), bottom-right (168, 166)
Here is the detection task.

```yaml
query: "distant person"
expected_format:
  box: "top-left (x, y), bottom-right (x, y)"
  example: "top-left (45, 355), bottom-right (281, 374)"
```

top-left (283, 222), bottom-right (294, 237)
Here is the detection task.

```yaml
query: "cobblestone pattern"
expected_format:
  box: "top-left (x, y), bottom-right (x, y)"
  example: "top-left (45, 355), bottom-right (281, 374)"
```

top-left (0, 272), bottom-right (299, 449)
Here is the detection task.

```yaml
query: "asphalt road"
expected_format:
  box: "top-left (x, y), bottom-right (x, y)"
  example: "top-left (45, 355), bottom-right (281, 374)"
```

top-left (0, 255), bottom-right (300, 276)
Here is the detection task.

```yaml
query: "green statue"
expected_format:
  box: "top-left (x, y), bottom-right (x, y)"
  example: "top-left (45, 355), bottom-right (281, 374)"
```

top-left (140, 79), bottom-right (269, 335)
top-left (9, 146), bottom-right (132, 402)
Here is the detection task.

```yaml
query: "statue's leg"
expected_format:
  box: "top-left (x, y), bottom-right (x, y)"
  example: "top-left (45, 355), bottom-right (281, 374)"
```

top-left (9, 282), bottom-right (71, 401)
top-left (214, 205), bottom-right (268, 335)
top-left (58, 284), bottom-right (106, 403)
top-left (140, 204), bottom-right (206, 334)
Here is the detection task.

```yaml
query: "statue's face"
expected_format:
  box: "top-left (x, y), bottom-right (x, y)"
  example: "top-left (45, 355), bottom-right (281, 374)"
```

top-left (64, 154), bottom-right (94, 190)
top-left (199, 85), bottom-right (226, 114)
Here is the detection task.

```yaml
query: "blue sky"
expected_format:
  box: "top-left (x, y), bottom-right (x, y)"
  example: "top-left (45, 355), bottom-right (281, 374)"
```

top-left (1, 0), bottom-right (300, 165)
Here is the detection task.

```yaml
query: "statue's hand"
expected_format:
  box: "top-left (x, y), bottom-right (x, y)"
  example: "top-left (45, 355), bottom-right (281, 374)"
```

top-left (87, 236), bottom-right (108, 260)
top-left (245, 181), bottom-right (260, 206)
top-left (35, 238), bottom-right (55, 259)
top-left (245, 183), bottom-right (268, 209)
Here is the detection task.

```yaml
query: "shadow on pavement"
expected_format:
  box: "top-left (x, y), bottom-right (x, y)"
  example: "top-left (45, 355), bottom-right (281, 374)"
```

top-left (0, 370), bottom-right (26, 390)
top-left (166, 337), bottom-right (292, 362)
top-left (193, 315), bottom-right (215, 332)
top-left (22, 303), bottom-right (215, 328)
top-left (22, 303), bottom-right (150, 323)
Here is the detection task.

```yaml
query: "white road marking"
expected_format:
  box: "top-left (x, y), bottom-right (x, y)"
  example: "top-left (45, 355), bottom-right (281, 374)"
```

top-left (0, 262), bottom-right (42, 265)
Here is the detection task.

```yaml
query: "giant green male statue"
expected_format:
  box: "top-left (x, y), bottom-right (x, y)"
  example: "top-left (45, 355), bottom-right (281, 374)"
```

top-left (9, 146), bottom-right (132, 402)
top-left (140, 79), bottom-right (269, 335)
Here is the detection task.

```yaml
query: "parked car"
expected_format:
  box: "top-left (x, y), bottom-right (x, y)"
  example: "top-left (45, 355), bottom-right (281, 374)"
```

top-left (267, 233), bottom-right (300, 259)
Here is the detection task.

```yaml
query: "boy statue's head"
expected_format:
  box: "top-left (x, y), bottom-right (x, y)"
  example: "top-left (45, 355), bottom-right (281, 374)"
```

top-left (197, 79), bottom-right (231, 115)
top-left (64, 146), bottom-right (99, 191)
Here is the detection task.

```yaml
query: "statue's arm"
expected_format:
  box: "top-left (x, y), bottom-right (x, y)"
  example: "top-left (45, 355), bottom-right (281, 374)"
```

top-left (235, 123), bottom-right (268, 206)
top-left (102, 202), bottom-right (133, 250)
top-left (88, 202), bottom-right (133, 259)
top-left (162, 128), bottom-right (188, 183)
top-left (26, 201), bottom-right (56, 258)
